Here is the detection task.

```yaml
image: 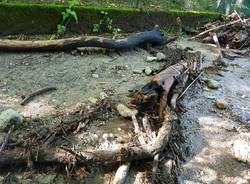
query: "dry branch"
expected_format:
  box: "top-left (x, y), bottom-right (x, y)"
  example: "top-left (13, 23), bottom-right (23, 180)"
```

top-left (190, 18), bottom-right (250, 40)
top-left (113, 163), bottom-right (131, 184)
top-left (212, 33), bottom-right (223, 59)
top-left (0, 125), bottom-right (15, 153)
top-left (20, 86), bottom-right (57, 105)
top-left (0, 114), bottom-right (172, 166)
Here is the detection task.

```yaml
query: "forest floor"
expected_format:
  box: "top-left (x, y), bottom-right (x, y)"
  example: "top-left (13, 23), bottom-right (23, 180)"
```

top-left (0, 39), bottom-right (249, 183)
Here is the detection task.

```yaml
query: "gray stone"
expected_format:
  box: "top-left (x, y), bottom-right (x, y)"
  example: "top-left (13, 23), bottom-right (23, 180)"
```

top-left (92, 73), bottom-right (99, 78)
top-left (0, 109), bottom-right (23, 131)
top-left (100, 92), bottom-right (108, 100)
top-left (156, 52), bottom-right (166, 60)
top-left (206, 79), bottom-right (220, 89)
top-left (146, 56), bottom-right (157, 62)
top-left (144, 66), bottom-right (152, 76)
top-left (133, 69), bottom-right (142, 74)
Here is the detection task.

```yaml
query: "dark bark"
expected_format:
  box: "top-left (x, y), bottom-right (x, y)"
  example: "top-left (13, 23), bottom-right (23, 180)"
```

top-left (0, 26), bottom-right (167, 51)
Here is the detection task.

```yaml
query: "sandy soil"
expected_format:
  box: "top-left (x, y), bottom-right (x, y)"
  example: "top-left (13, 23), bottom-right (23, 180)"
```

top-left (0, 40), bottom-right (249, 183)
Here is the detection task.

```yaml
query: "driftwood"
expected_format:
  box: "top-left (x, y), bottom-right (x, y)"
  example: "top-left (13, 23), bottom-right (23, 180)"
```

top-left (191, 14), bottom-right (250, 52)
top-left (113, 163), bottom-right (131, 184)
top-left (212, 33), bottom-right (223, 59)
top-left (0, 26), bottom-right (167, 51)
top-left (132, 59), bottom-right (198, 116)
top-left (190, 18), bottom-right (250, 40)
top-left (0, 116), bottom-right (172, 166)
top-left (0, 51), bottom-right (199, 184)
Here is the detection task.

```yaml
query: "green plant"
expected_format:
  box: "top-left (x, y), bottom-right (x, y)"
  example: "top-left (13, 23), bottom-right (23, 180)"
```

top-left (50, 0), bottom-right (80, 40)
top-left (92, 10), bottom-right (121, 35)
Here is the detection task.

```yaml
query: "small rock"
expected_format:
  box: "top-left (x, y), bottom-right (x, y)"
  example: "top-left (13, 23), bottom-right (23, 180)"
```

top-left (206, 95), bottom-right (216, 100)
top-left (144, 66), bottom-right (152, 76)
top-left (70, 50), bottom-right (77, 55)
top-left (88, 97), bottom-right (98, 104)
top-left (109, 133), bottom-right (115, 139)
top-left (102, 133), bottom-right (115, 141)
top-left (117, 104), bottom-right (138, 117)
top-left (0, 109), bottom-right (23, 131)
top-left (100, 92), bottom-right (108, 100)
top-left (146, 56), bottom-right (157, 62)
top-left (102, 133), bottom-right (109, 140)
top-left (206, 79), bottom-right (220, 89)
top-left (92, 73), bottom-right (99, 78)
top-left (215, 99), bottom-right (228, 109)
top-left (133, 69), bottom-right (142, 74)
top-left (232, 133), bottom-right (250, 163)
top-left (156, 52), bottom-right (166, 60)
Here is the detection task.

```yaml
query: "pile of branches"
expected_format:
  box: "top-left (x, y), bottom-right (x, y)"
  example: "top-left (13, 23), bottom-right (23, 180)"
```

top-left (0, 52), bottom-right (200, 183)
top-left (191, 12), bottom-right (250, 57)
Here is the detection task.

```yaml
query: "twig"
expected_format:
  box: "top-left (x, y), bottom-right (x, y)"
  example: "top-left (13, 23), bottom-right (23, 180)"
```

top-left (190, 18), bottom-right (250, 40)
top-left (20, 86), bottom-right (57, 105)
top-left (212, 33), bottom-right (223, 59)
top-left (170, 73), bottom-right (189, 110)
top-left (0, 125), bottom-right (15, 152)
top-left (112, 163), bottom-right (131, 184)
top-left (233, 10), bottom-right (243, 23)
top-left (132, 115), bottom-right (146, 145)
top-left (142, 116), bottom-right (156, 141)
top-left (152, 153), bottom-right (160, 181)
top-left (178, 71), bottom-right (204, 99)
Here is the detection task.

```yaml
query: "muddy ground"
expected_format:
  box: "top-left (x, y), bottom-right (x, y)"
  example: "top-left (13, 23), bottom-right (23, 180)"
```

top-left (0, 40), bottom-right (249, 183)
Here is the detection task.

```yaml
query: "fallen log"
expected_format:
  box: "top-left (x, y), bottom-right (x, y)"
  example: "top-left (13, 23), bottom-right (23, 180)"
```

top-left (0, 26), bottom-right (167, 51)
top-left (0, 115), bottom-right (172, 166)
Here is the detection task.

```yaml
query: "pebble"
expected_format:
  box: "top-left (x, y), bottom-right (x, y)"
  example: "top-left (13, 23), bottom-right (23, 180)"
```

top-left (102, 133), bottom-right (115, 141)
top-left (133, 69), bottom-right (142, 74)
top-left (206, 79), bottom-right (220, 89)
top-left (0, 109), bottom-right (23, 131)
top-left (117, 103), bottom-right (138, 117)
top-left (215, 99), bottom-right (228, 109)
top-left (88, 97), bottom-right (98, 104)
top-left (99, 92), bottom-right (108, 100)
top-left (156, 52), bottom-right (166, 60)
top-left (102, 133), bottom-right (109, 140)
top-left (146, 56), bottom-right (157, 62)
top-left (144, 66), bottom-right (152, 76)
top-left (92, 73), bottom-right (99, 78)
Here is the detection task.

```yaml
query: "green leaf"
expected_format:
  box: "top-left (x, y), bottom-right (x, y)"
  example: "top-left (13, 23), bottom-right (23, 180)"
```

top-left (66, 9), bottom-right (78, 23)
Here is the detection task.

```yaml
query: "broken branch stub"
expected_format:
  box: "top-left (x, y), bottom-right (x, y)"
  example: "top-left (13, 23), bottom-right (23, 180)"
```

top-left (131, 62), bottom-right (191, 116)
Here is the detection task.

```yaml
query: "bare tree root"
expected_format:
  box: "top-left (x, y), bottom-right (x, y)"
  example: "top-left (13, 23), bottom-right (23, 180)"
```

top-left (0, 51), bottom-right (200, 184)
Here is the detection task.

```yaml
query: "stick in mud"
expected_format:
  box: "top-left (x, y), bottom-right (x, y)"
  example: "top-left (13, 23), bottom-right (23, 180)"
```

top-left (0, 124), bottom-right (15, 152)
top-left (20, 86), bottom-right (57, 105)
